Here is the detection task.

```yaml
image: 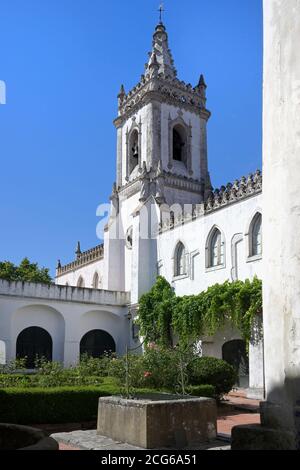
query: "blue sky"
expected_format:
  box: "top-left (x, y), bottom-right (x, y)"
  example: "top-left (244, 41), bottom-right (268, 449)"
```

top-left (0, 0), bottom-right (262, 277)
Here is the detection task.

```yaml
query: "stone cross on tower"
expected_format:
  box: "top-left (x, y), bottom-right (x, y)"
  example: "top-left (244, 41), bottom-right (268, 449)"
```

top-left (158, 3), bottom-right (165, 23)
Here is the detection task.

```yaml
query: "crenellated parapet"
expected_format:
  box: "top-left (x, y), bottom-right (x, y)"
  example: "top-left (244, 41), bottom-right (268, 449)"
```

top-left (205, 170), bottom-right (262, 213)
top-left (159, 170), bottom-right (262, 233)
top-left (56, 243), bottom-right (104, 277)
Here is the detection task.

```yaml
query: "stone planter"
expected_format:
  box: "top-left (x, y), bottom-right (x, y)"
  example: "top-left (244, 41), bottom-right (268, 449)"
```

top-left (0, 424), bottom-right (59, 450)
top-left (97, 394), bottom-right (217, 449)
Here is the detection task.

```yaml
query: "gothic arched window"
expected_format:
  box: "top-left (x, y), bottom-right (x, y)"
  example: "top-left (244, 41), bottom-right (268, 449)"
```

top-left (207, 227), bottom-right (225, 268)
top-left (250, 213), bottom-right (262, 257)
top-left (77, 276), bottom-right (85, 288)
top-left (92, 272), bottom-right (99, 289)
top-left (129, 129), bottom-right (139, 174)
top-left (174, 242), bottom-right (187, 277)
top-left (173, 125), bottom-right (186, 162)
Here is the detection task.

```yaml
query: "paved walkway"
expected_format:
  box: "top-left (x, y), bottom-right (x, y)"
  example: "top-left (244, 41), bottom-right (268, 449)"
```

top-left (52, 430), bottom-right (230, 451)
top-left (217, 390), bottom-right (261, 436)
top-left (223, 390), bottom-right (261, 411)
top-left (59, 442), bottom-right (80, 451)
top-left (217, 409), bottom-right (260, 436)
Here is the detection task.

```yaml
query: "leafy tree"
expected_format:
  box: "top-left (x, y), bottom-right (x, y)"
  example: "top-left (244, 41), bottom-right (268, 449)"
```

top-left (0, 261), bottom-right (15, 281)
top-left (0, 257), bottom-right (52, 284)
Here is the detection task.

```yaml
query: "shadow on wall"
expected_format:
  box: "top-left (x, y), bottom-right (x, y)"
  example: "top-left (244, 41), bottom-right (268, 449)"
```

top-left (264, 376), bottom-right (300, 436)
top-left (232, 378), bottom-right (300, 450)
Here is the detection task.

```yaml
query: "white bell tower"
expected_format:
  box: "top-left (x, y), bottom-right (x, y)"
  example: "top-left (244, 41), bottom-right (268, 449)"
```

top-left (104, 21), bottom-right (212, 298)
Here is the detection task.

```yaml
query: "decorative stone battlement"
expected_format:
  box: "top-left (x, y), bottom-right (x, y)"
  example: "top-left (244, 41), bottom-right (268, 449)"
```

top-left (56, 243), bottom-right (104, 277)
top-left (205, 170), bottom-right (262, 213)
top-left (117, 77), bottom-right (209, 121)
top-left (159, 170), bottom-right (262, 232)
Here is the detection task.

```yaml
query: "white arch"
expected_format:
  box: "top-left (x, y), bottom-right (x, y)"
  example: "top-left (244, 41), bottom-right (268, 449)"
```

top-left (16, 326), bottom-right (53, 367)
top-left (11, 304), bottom-right (65, 364)
top-left (78, 309), bottom-right (123, 356)
top-left (80, 329), bottom-right (116, 358)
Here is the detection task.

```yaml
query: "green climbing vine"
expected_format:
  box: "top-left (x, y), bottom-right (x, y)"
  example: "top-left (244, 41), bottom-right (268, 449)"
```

top-left (138, 276), bottom-right (176, 347)
top-left (138, 276), bottom-right (262, 347)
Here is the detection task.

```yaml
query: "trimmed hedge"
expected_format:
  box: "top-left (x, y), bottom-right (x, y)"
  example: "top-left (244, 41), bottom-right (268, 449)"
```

top-left (0, 373), bottom-right (105, 389)
top-left (0, 386), bottom-right (120, 424)
top-left (0, 383), bottom-right (217, 425)
top-left (185, 385), bottom-right (215, 398)
top-left (189, 357), bottom-right (237, 397)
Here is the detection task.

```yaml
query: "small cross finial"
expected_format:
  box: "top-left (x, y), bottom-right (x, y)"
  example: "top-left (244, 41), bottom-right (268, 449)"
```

top-left (158, 3), bottom-right (165, 23)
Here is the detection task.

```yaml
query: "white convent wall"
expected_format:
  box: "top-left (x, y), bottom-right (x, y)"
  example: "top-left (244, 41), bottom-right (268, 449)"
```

top-left (0, 280), bottom-right (130, 367)
top-left (130, 193), bottom-right (264, 395)
top-left (55, 258), bottom-right (104, 289)
top-left (262, 0), bottom-right (300, 438)
top-left (158, 193), bottom-right (262, 296)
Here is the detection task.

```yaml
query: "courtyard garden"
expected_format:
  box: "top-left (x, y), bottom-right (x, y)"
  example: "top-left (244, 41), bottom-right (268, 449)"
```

top-left (0, 276), bottom-right (262, 428)
top-left (0, 350), bottom-right (235, 425)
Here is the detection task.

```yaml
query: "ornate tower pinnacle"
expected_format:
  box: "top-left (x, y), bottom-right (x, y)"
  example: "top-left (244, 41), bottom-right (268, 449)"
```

top-left (145, 22), bottom-right (177, 79)
top-left (118, 84), bottom-right (126, 111)
top-left (195, 74), bottom-right (207, 107)
top-left (115, 22), bottom-right (210, 122)
top-left (198, 74), bottom-right (207, 89)
top-left (75, 241), bottom-right (81, 259)
top-left (118, 84), bottom-right (125, 97)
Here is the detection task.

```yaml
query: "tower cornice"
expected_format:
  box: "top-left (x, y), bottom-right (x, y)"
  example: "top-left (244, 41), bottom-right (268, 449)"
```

top-left (114, 78), bottom-right (211, 127)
